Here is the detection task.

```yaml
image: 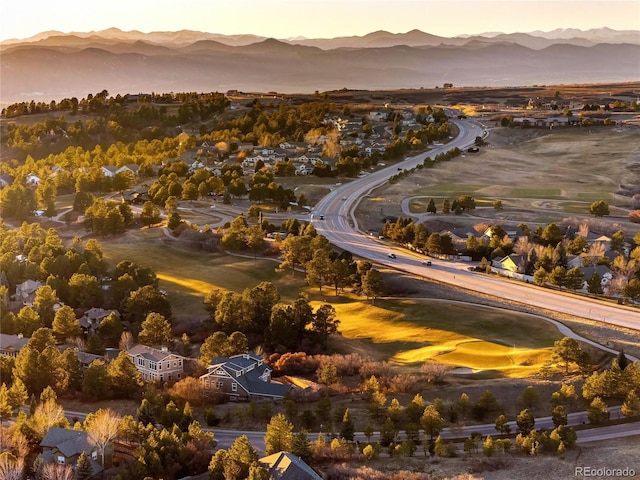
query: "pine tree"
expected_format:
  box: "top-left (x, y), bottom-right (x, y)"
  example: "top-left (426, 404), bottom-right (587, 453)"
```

top-left (264, 413), bottom-right (293, 455)
top-left (340, 408), bottom-right (355, 441)
top-left (291, 430), bottom-right (313, 465)
top-left (75, 451), bottom-right (94, 480)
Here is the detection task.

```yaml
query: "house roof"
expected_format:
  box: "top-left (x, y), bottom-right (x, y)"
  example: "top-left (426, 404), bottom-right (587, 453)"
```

top-left (580, 265), bottom-right (612, 278)
top-left (16, 279), bottom-right (42, 295)
top-left (205, 352), bottom-right (291, 399)
top-left (41, 427), bottom-right (93, 457)
top-left (128, 344), bottom-right (181, 362)
top-left (40, 428), bottom-right (103, 474)
top-left (0, 333), bottom-right (29, 352)
top-left (259, 451), bottom-right (322, 480)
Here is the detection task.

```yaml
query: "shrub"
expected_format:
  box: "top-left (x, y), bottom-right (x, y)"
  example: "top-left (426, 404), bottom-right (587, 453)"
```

top-left (204, 407), bottom-right (220, 426)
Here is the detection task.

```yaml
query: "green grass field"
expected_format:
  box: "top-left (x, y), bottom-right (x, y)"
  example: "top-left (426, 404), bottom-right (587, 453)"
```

top-left (101, 229), bottom-right (308, 318)
top-left (320, 298), bottom-right (562, 378)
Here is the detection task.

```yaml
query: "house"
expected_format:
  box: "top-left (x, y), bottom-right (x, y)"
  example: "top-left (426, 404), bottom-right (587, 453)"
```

top-left (0, 173), bottom-right (14, 188)
top-left (13, 279), bottom-right (43, 305)
top-left (127, 344), bottom-right (185, 382)
top-left (0, 333), bottom-right (28, 358)
top-left (579, 265), bottom-right (613, 289)
top-left (78, 308), bottom-right (119, 335)
top-left (483, 226), bottom-right (528, 243)
top-left (494, 254), bottom-right (528, 274)
top-left (259, 451), bottom-right (322, 480)
top-left (76, 351), bottom-right (105, 369)
top-left (116, 164), bottom-right (139, 177)
top-left (200, 352), bottom-right (291, 401)
top-left (25, 173), bottom-right (41, 186)
top-left (101, 165), bottom-right (119, 178)
top-left (40, 427), bottom-right (105, 473)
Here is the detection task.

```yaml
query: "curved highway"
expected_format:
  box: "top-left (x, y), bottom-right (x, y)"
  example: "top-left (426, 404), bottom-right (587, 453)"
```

top-left (313, 116), bottom-right (640, 331)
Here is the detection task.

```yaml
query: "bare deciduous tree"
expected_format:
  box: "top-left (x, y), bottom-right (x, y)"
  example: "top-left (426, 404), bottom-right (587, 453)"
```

top-left (31, 399), bottom-right (69, 442)
top-left (421, 361), bottom-right (451, 384)
top-left (0, 453), bottom-right (25, 480)
top-left (42, 462), bottom-right (74, 480)
top-left (119, 331), bottom-right (134, 351)
top-left (85, 408), bottom-right (121, 467)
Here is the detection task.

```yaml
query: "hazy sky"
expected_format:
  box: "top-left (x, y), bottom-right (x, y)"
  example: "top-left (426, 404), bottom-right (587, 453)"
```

top-left (2, 0), bottom-right (638, 41)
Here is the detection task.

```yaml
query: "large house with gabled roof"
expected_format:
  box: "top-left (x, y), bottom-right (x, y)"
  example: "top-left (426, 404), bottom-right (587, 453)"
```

top-left (127, 344), bottom-right (185, 382)
top-left (200, 352), bottom-right (291, 401)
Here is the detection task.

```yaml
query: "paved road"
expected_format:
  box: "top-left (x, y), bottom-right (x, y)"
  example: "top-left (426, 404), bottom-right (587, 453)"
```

top-left (313, 115), bottom-right (640, 331)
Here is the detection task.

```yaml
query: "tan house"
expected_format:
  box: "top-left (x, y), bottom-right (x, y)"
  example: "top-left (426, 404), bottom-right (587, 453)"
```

top-left (200, 352), bottom-right (291, 401)
top-left (127, 344), bottom-right (185, 382)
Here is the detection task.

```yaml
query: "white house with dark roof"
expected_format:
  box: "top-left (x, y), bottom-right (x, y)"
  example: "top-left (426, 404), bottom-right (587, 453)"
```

top-left (101, 165), bottom-right (119, 178)
top-left (200, 352), bottom-right (291, 401)
top-left (127, 344), bottom-right (185, 382)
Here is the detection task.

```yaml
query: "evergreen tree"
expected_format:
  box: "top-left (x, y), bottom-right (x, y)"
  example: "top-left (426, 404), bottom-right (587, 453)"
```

top-left (264, 413), bottom-right (293, 455)
top-left (75, 451), bottom-right (93, 480)
top-left (137, 312), bottom-right (172, 346)
top-left (340, 408), bottom-right (355, 441)
top-left (291, 430), bottom-right (313, 465)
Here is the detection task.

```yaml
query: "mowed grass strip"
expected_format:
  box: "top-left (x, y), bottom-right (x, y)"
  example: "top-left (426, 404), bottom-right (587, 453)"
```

top-left (322, 299), bottom-right (562, 378)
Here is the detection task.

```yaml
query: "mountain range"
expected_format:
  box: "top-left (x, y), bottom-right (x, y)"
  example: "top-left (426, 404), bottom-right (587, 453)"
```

top-left (1, 28), bottom-right (639, 103)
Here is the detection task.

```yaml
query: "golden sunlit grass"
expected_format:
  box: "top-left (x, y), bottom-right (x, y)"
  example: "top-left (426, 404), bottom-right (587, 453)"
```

top-left (101, 229), bottom-right (309, 317)
top-left (321, 298), bottom-right (562, 378)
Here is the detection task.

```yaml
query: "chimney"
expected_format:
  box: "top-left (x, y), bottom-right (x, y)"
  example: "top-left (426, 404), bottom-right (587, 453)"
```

top-left (161, 346), bottom-right (168, 352)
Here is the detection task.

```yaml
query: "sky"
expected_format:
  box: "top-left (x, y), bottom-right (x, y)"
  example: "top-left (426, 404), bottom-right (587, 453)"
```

top-left (2, 0), bottom-right (638, 41)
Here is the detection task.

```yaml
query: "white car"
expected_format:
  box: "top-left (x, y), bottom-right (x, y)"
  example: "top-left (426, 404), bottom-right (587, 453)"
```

top-left (388, 253), bottom-right (397, 259)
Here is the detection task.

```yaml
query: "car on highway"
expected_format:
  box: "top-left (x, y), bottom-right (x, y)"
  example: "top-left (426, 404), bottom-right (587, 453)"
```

top-left (388, 253), bottom-right (397, 259)
top-left (422, 260), bottom-right (432, 266)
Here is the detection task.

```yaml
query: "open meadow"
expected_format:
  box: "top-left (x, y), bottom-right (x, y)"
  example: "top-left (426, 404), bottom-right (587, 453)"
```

top-left (356, 126), bottom-right (640, 233)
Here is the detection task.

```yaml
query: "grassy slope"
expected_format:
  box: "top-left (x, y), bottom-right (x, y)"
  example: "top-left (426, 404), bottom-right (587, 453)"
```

top-left (319, 297), bottom-right (562, 378)
top-left (100, 229), bottom-right (307, 318)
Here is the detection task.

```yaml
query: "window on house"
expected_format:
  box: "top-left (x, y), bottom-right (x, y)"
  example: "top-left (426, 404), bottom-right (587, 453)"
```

top-left (217, 381), bottom-right (223, 389)
top-left (92, 451), bottom-right (98, 460)
top-left (57, 455), bottom-right (65, 464)
top-left (160, 374), bottom-right (164, 381)
top-left (166, 362), bottom-right (170, 369)
top-left (232, 382), bottom-right (237, 392)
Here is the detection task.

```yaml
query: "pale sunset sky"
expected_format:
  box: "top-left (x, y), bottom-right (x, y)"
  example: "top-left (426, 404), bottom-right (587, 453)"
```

top-left (2, 0), bottom-right (638, 41)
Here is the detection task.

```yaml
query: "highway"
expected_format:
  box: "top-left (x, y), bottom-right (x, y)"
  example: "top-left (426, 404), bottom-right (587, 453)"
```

top-left (313, 115), bottom-right (640, 331)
